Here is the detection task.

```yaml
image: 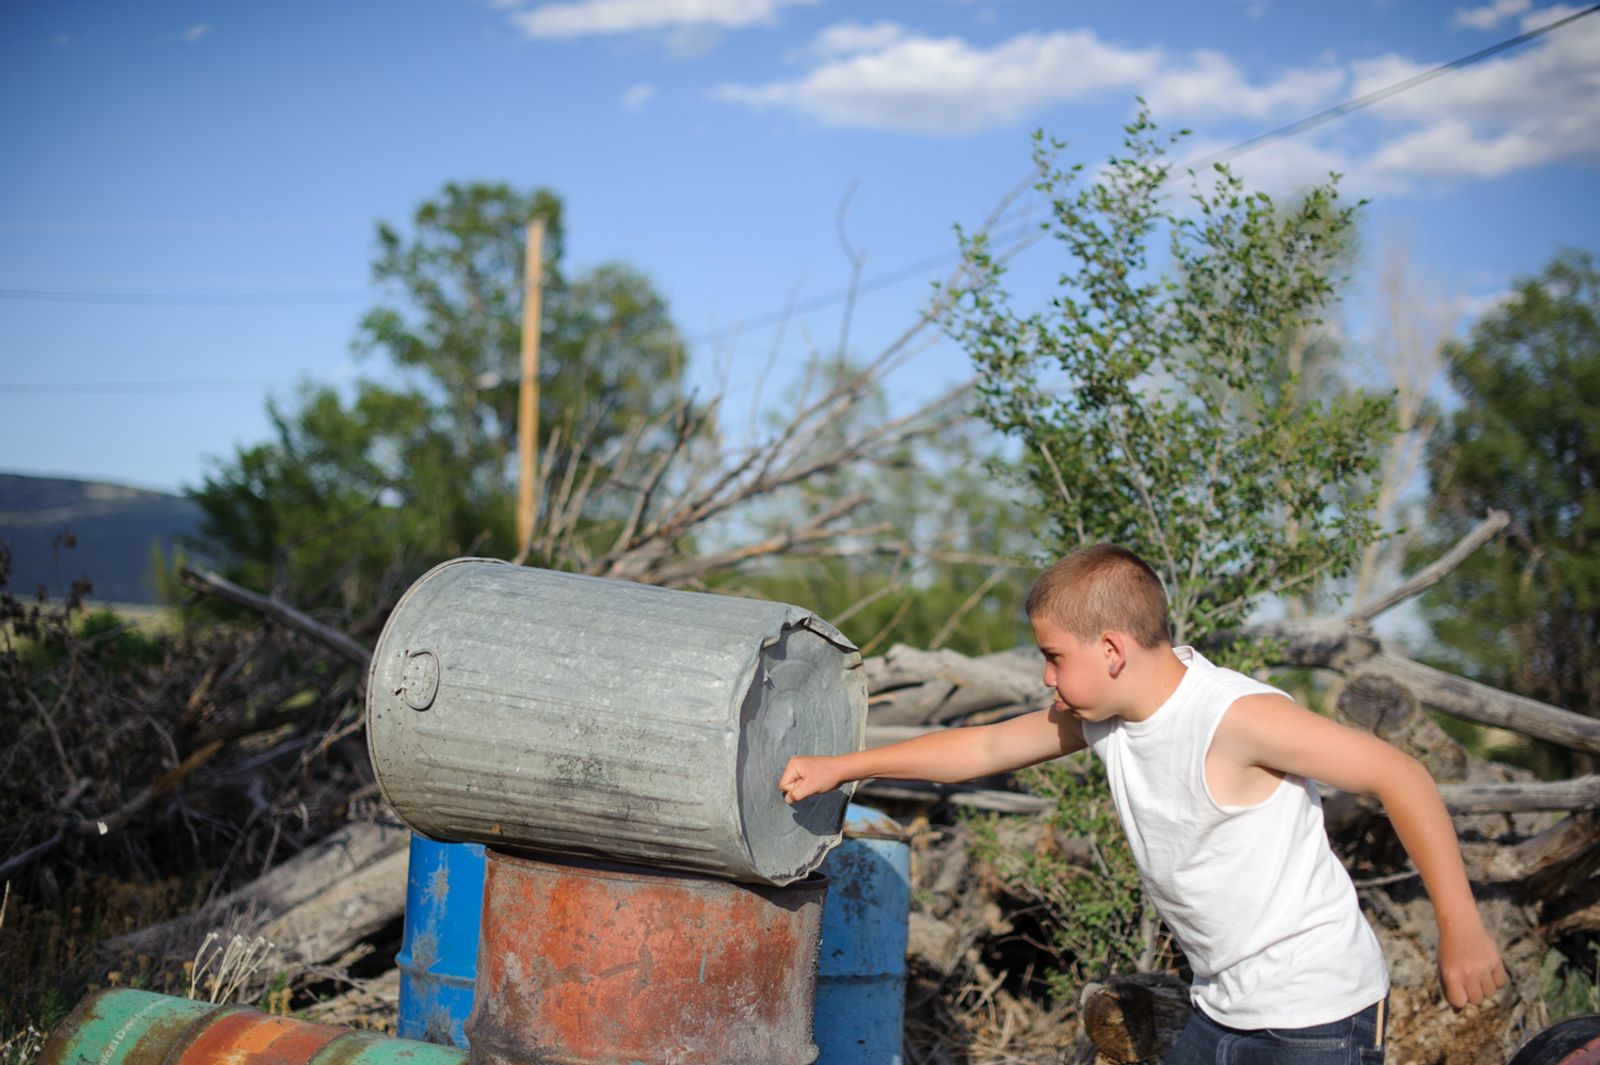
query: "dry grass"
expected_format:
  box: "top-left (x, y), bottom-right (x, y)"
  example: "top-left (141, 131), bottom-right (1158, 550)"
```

top-left (0, 546), bottom-right (372, 1045)
top-left (0, 1024), bottom-right (45, 1065)
top-left (185, 930), bottom-right (277, 1005)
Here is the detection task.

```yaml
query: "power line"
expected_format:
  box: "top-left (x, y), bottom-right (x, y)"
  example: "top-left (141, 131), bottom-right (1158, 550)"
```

top-left (0, 379), bottom-right (292, 395)
top-left (4, 5), bottom-right (1594, 385)
top-left (1177, 4), bottom-right (1600, 176)
top-left (0, 287), bottom-right (372, 306)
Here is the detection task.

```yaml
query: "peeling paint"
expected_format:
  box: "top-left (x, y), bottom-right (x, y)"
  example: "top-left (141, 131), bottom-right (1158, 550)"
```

top-left (38, 991), bottom-right (467, 1065)
top-left (468, 849), bottom-right (825, 1064)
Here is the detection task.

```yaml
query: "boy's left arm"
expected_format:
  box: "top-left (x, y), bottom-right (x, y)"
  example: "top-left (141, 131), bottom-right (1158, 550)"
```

top-left (1217, 693), bottom-right (1508, 1009)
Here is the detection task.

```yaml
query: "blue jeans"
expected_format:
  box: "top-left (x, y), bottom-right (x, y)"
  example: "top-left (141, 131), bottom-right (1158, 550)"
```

top-left (1163, 997), bottom-right (1388, 1064)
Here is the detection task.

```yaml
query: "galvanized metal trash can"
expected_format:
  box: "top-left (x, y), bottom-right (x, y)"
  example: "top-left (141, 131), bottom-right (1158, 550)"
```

top-left (38, 988), bottom-right (467, 1065)
top-left (397, 834), bottom-right (485, 1048)
top-left (816, 804), bottom-right (911, 1065)
top-left (367, 559), bottom-right (867, 885)
top-left (468, 848), bottom-right (828, 1065)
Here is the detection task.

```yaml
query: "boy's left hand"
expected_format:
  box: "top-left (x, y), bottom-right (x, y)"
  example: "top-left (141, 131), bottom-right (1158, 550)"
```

top-left (1438, 921), bottom-right (1507, 1009)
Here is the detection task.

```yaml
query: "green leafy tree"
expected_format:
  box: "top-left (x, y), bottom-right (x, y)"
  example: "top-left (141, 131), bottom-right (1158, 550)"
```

top-left (357, 183), bottom-right (684, 476)
top-left (943, 112), bottom-right (1390, 993)
top-left (188, 183), bottom-right (687, 621)
top-left (1419, 249), bottom-right (1600, 772)
top-left (945, 114), bottom-right (1389, 647)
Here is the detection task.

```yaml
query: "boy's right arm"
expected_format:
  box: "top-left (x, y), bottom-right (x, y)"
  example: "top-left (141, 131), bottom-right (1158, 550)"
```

top-left (778, 708), bottom-right (1086, 804)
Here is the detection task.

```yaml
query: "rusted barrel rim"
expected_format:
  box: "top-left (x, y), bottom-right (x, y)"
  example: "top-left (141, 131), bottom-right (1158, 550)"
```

top-left (486, 846), bottom-right (828, 890)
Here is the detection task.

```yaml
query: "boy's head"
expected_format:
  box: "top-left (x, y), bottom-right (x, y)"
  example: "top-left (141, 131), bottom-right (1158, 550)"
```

top-left (1025, 543), bottom-right (1171, 650)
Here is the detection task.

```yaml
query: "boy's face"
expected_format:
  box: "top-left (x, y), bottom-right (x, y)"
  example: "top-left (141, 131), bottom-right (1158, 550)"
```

top-left (1030, 614), bottom-right (1117, 721)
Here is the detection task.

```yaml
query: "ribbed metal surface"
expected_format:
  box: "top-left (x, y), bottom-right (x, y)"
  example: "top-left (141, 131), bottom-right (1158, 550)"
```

top-left (468, 848), bottom-right (826, 1065)
top-left (397, 835), bottom-right (484, 1049)
top-left (367, 559), bottom-right (866, 884)
top-left (816, 804), bottom-right (911, 1065)
top-left (36, 989), bottom-right (467, 1065)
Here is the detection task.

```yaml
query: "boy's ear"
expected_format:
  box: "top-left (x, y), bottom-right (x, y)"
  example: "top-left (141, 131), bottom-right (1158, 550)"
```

top-left (1103, 631), bottom-right (1128, 678)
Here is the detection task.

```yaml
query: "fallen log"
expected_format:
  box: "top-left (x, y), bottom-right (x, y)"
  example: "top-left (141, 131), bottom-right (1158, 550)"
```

top-left (1335, 671), bottom-right (1469, 782)
top-left (1364, 653), bottom-right (1600, 758)
top-left (1437, 775), bottom-right (1600, 814)
top-left (867, 721), bottom-right (1040, 746)
top-left (865, 644), bottom-right (1046, 726)
top-left (103, 818), bottom-right (409, 963)
top-left (857, 779), bottom-right (1054, 814)
top-left (1249, 618), bottom-right (1600, 758)
top-left (263, 845), bottom-right (409, 967)
top-left (1486, 812), bottom-right (1600, 897)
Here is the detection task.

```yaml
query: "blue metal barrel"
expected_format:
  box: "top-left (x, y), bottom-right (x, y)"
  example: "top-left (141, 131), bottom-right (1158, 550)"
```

top-left (815, 804), bottom-right (910, 1064)
top-left (397, 834), bottom-right (486, 1048)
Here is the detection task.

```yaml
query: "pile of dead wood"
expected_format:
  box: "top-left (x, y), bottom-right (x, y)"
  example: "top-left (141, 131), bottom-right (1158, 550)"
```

top-left (82, 537), bottom-right (1600, 1063)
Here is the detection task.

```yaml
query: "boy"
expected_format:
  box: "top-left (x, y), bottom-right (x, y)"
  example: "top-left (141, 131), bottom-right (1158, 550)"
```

top-left (779, 544), bottom-right (1505, 1063)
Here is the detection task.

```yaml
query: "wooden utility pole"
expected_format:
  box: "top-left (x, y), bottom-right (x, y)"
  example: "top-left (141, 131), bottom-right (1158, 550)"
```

top-left (512, 219), bottom-right (545, 565)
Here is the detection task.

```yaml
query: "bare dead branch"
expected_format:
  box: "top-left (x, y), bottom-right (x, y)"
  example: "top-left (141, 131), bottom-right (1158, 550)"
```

top-left (180, 567), bottom-right (371, 669)
top-left (930, 568), bottom-right (1010, 651)
top-left (1348, 509), bottom-right (1510, 624)
top-left (0, 827), bottom-right (66, 883)
top-left (71, 739), bottom-right (225, 837)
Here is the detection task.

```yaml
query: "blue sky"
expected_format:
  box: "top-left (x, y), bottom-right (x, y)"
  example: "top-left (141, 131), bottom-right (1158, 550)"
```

top-left (2, 0), bottom-right (1597, 494)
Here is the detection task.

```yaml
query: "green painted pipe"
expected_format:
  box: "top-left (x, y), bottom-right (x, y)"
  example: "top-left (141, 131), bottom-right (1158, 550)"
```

top-left (38, 988), bottom-right (467, 1065)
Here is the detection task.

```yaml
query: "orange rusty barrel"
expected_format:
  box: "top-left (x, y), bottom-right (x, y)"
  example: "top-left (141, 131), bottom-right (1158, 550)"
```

top-left (38, 987), bottom-right (467, 1065)
top-left (468, 848), bottom-right (828, 1065)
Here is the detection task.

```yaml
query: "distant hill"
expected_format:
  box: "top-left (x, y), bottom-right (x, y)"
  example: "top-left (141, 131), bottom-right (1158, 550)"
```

top-left (0, 473), bottom-right (206, 605)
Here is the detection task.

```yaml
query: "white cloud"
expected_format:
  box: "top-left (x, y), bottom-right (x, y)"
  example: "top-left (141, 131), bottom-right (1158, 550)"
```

top-left (810, 20), bottom-right (907, 59)
top-left (1169, 133), bottom-right (1411, 203)
top-left (709, 6), bottom-right (1598, 194)
top-left (511, 0), bottom-right (817, 40)
top-left (622, 82), bottom-right (657, 111)
top-left (1143, 50), bottom-right (1344, 122)
top-left (1520, 2), bottom-right (1588, 30)
top-left (1452, 0), bottom-right (1531, 29)
top-left (713, 29), bottom-right (1161, 135)
top-left (717, 28), bottom-right (1350, 136)
top-left (1367, 115), bottom-right (1580, 179)
top-left (665, 24), bottom-right (725, 59)
top-left (1345, 8), bottom-right (1600, 182)
top-left (183, 23), bottom-right (210, 44)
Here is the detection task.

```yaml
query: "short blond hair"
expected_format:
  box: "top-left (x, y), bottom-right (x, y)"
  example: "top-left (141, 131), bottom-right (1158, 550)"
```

top-left (1025, 544), bottom-right (1171, 649)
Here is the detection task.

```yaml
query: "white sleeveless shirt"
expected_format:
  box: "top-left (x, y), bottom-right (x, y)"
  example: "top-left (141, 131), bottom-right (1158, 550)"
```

top-left (1082, 647), bottom-right (1388, 1028)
